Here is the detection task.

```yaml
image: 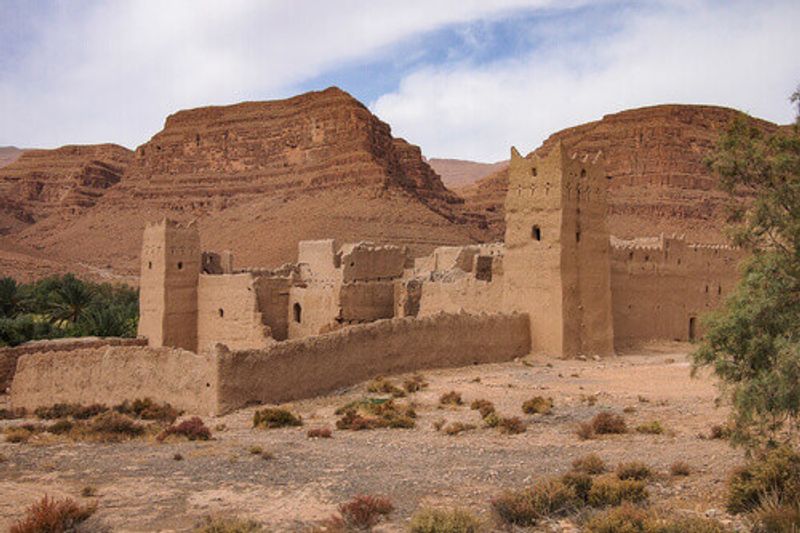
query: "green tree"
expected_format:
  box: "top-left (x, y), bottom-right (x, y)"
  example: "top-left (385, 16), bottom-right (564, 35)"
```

top-left (0, 277), bottom-right (21, 318)
top-left (47, 274), bottom-right (95, 324)
top-left (693, 87), bottom-right (800, 450)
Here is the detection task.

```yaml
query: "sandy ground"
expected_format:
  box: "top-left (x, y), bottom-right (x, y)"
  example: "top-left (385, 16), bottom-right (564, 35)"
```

top-left (0, 345), bottom-right (749, 531)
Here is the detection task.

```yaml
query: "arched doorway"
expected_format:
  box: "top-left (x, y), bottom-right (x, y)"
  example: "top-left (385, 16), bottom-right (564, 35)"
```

top-left (293, 303), bottom-right (302, 323)
top-left (688, 317), bottom-right (697, 341)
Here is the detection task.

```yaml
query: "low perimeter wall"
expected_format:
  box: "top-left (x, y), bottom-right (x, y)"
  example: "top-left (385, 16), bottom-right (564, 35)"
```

top-left (10, 345), bottom-right (218, 416)
top-left (215, 311), bottom-right (531, 413)
top-left (0, 337), bottom-right (147, 393)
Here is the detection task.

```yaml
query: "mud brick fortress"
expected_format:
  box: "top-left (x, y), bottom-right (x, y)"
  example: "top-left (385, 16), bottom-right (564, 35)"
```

top-left (4, 144), bottom-right (743, 416)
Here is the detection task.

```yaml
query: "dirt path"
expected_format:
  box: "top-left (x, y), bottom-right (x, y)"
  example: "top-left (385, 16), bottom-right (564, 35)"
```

top-left (0, 347), bottom-right (747, 531)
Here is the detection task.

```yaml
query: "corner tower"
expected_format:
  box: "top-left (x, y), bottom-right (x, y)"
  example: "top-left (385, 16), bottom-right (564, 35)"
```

top-left (138, 219), bottom-right (201, 352)
top-left (503, 144), bottom-right (614, 357)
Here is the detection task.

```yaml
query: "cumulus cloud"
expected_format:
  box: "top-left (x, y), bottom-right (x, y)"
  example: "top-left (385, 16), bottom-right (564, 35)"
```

top-left (372, 0), bottom-right (800, 161)
top-left (0, 0), bottom-right (566, 149)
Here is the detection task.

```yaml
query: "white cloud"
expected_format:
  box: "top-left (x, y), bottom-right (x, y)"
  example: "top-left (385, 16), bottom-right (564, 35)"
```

top-left (372, 0), bottom-right (800, 161)
top-left (0, 0), bottom-right (566, 149)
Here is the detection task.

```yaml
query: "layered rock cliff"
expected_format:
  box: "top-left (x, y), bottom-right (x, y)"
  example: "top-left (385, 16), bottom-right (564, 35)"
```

top-left (460, 105), bottom-right (781, 242)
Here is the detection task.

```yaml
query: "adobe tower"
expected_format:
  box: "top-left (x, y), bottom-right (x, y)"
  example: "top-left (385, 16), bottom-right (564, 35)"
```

top-left (138, 219), bottom-right (201, 352)
top-left (503, 144), bottom-right (615, 357)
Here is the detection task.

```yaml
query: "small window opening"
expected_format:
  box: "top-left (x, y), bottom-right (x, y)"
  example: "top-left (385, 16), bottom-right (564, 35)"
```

top-left (293, 303), bottom-right (302, 323)
top-left (532, 225), bottom-right (541, 241)
top-left (718, 285), bottom-right (722, 295)
top-left (177, 261), bottom-right (183, 270)
top-left (195, 134), bottom-right (201, 146)
top-left (148, 261), bottom-right (153, 269)
top-left (705, 285), bottom-right (709, 293)
top-left (629, 252), bottom-right (634, 260)
top-left (350, 261), bottom-right (355, 268)
top-left (218, 308), bottom-right (224, 318)
top-left (644, 255), bottom-right (649, 262)
top-left (580, 168), bottom-right (587, 178)
top-left (531, 167), bottom-right (538, 177)
top-left (689, 317), bottom-right (697, 341)
top-left (575, 231), bottom-right (581, 243)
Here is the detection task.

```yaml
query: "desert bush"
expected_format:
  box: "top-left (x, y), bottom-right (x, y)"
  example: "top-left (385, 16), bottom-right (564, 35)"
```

top-left (335, 399), bottom-right (415, 430)
top-left (726, 446), bottom-right (800, 514)
top-left (623, 406), bottom-right (637, 414)
top-left (498, 416), bottom-right (526, 435)
top-left (0, 407), bottom-right (26, 420)
top-left (9, 495), bottom-right (95, 533)
top-left (367, 377), bottom-right (406, 398)
top-left (47, 419), bottom-right (74, 435)
top-left (409, 507), bottom-right (483, 533)
top-left (709, 423), bottom-right (733, 440)
top-left (81, 486), bottom-right (96, 497)
top-left (114, 398), bottom-right (180, 423)
top-left (470, 399), bottom-right (495, 418)
top-left (522, 396), bottom-right (553, 415)
top-left (252, 408), bottom-right (302, 429)
top-left (670, 461), bottom-right (691, 477)
top-left (491, 478), bottom-right (578, 526)
top-left (591, 412), bottom-right (627, 434)
top-left (751, 499), bottom-right (800, 533)
top-left (587, 476), bottom-right (648, 507)
top-left (248, 445), bottom-right (263, 455)
top-left (577, 422), bottom-right (595, 440)
top-left (331, 495), bottom-right (393, 530)
top-left (635, 421), bottom-right (664, 435)
top-left (194, 514), bottom-right (263, 532)
top-left (81, 411), bottom-right (145, 442)
top-left (34, 402), bottom-right (107, 420)
top-left (157, 417), bottom-right (211, 442)
top-left (584, 503), bottom-right (729, 533)
top-left (562, 471), bottom-right (594, 503)
top-left (173, 453), bottom-right (184, 461)
top-left (440, 391), bottom-right (463, 406)
top-left (443, 422), bottom-right (476, 436)
top-left (307, 427), bottom-right (332, 439)
top-left (572, 453), bottom-right (606, 475)
top-left (5, 427), bottom-right (34, 443)
top-left (616, 461), bottom-right (653, 481)
top-left (404, 374), bottom-right (429, 393)
top-left (482, 412), bottom-right (500, 428)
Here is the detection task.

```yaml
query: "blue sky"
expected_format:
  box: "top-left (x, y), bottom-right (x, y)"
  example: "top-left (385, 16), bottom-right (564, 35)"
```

top-left (0, 0), bottom-right (798, 161)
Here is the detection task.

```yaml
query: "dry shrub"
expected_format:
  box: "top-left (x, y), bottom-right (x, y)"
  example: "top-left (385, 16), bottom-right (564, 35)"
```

top-left (726, 446), bottom-right (800, 514)
top-left (9, 495), bottom-right (95, 533)
top-left (0, 407), bottom-right (26, 420)
top-left (34, 403), bottom-right (108, 420)
top-left (751, 497), bottom-right (800, 533)
top-left (587, 475), bottom-right (648, 507)
top-left (670, 461), bottom-right (691, 477)
top-left (335, 399), bottom-right (415, 430)
top-left (591, 412), bottom-right (627, 435)
top-left (522, 396), bottom-right (553, 415)
top-left (327, 495), bottom-right (393, 530)
top-left (470, 399), bottom-right (495, 418)
top-left (307, 427), bottom-right (332, 439)
top-left (409, 507), bottom-right (483, 533)
top-left (440, 391), bottom-right (463, 406)
top-left (173, 452), bottom-right (184, 461)
top-left (444, 422), bottom-right (476, 436)
top-left (433, 418), bottom-right (446, 431)
top-left (709, 423), bottom-right (732, 440)
top-left (157, 417), bottom-right (211, 442)
top-left (80, 486), bottom-right (96, 498)
top-left (491, 478), bottom-right (578, 526)
top-left (572, 453), bottom-right (606, 475)
top-left (577, 422), bottom-right (595, 440)
top-left (252, 408), bottom-right (302, 429)
top-left (248, 445), bottom-right (263, 455)
top-left (582, 394), bottom-right (598, 406)
top-left (404, 374), bottom-right (429, 393)
top-left (114, 398), bottom-right (181, 423)
top-left (635, 421), bottom-right (664, 435)
top-left (194, 514), bottom-right (263, 532)
top-left (5, 427), bottom-right (34, 443)
top-left (498, 416), bottom-right (526, 435)
top-left (616, 461), bottom-right (653, 481)
top-left (623, 406), bottom-right (637, 414)
top-left (562, 471), bottom-right (594, 503)
top-left (367, 377), bottom-right (406, 398)
top-left (482, 412), bottom-right (500, 428)
top-left (585, 504), bottom-right (730, 533)
top-left (81, 411), bottom-right (146, 442)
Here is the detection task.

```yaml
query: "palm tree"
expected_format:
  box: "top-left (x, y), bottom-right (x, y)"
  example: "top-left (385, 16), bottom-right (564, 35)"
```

top-left (0, 277), bottom-right (20, 318)
top-left (48, 275), bottom-right (95, 324)
top-left (78, 305), bottom-right (132, 337)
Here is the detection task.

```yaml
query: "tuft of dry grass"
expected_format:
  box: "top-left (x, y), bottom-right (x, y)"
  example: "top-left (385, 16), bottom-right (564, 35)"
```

top-left (157, 417), bottom-right (211, 442)
top-left (470, 399), bottom-right (495, 418)
top-left (587, 475), bottom-right (648, 507)
top-left (335, 399), bottom-right (416, 430)
top-left (252, 408), bottom-right (302, 429)
top-left (367, 377), bottom-right (406, 398)
top-left (491, 478), bottom-right (578, 526)
top-left (9, 495), bottom-right (95, 533)
top-left (577, 422), bottom-right (595, 440)
top-left (307, 427), bottom-right (333, 439)
top-left (80, 411), bottom-right (146, 442)
top-left (498, 416), bottom-right (526, 435)
top-left (403, 374), bottom-right (429, 393)
top-left (709, 423), bottom-right (732, 440)
top-left (0, 407), bottom-right (26, 420)
top-left (522, 396), bottom-right (553, 415)
top-left (670, 461), bottom-right (691, 477)
top-left (194, 514), bottom-right (263, 532)
top-left (439, 391), bottom-right (463, 406)
top-left (585, 503), bottom-right (730, 533)
top-left (114, 398), bottom-right (181, 423)
top-left (409, 507), bottom-right (483, 533)
top-left (248, 445), bottom-right (263, 455)
top-left (173, 453), bottom-right (184, 461)
top-left (592, 412), bottom-right (627, 434)
top-left (443, 422), bottom-right (476, 436)
top-left (616, 461), bottom-right (653, 481)
top-left (572, 453), bottom-right (606, 475)
top-left (324, 495), bottom-right (394, 530)
top-left (80, 486), bottom-right (96, 498)
top-left (635, 420), bottom-right (664, 435)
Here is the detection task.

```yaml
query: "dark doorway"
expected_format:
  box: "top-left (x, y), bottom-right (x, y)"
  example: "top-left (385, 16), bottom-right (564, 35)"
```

top-left (293, 303), bottom-right (302, 323)
top-left (688, 317), bottom-right (697, 341)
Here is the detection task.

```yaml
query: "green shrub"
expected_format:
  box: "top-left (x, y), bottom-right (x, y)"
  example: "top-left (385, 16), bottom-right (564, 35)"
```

top-left (491, 478), bottom-right (578, 526)
top-left (726, 446), bottom-right (800, 514)
top-left (635, 421), bottom-right (664, 435)
top-left (252, 408), bottom-right (302, 429)
top-left (572, 453), bottom-right (606, 475)
top-left (9, 495), bottom-right (95, 533)
top-left (616, 461), bottom-right (653, 481)
top-left (587, 476), bottom-right (648, 507)
top-left (409, 507), bottom-right (483, 533)
top-left (522, 396), bottom-right (553, 415)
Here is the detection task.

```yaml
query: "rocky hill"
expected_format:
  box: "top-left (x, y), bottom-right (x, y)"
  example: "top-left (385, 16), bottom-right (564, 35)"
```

top-left (427, 158), bottom-right (508, 189)
top-left (4, 88), bottom-right (488, 280)
top-left (459, 104), bottom-right (781, 242)
top-left (0, 147), bottom-right (25, 169)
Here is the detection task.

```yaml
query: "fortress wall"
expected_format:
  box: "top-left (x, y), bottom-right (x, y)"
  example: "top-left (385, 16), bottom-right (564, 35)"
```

top-left (339, 281), bottom-right (396, 322)
top-left (10, 344), bottom-right (217, 415)
top-left (610, 237), bottom-right (743, 348)
top-left (341, 244), bottom-right (407, 282)
top-left (0, 337), bottom-right (146, 393)
top-left (197, 274), bottom-right (273, 353)
top-left (287, 283), bottom-right (340, 339)
top-left (298, 240), bottom-right (339, 280)
top-left (417, 275), bottom-right (504, 316)
top-left (215, 312), bottom-right (531, 413)
top-left (254, 276), bottom-right (293, 341)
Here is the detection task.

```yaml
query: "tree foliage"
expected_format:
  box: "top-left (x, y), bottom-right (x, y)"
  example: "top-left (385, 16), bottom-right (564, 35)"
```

top-left (0, 274), bottom-right (138, 346)
top-left (693, 87), bottom-right (800, 450)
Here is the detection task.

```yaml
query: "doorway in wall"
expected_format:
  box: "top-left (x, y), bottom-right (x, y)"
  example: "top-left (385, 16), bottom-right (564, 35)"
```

top-left (688, 317), bottom-right (697, 341)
